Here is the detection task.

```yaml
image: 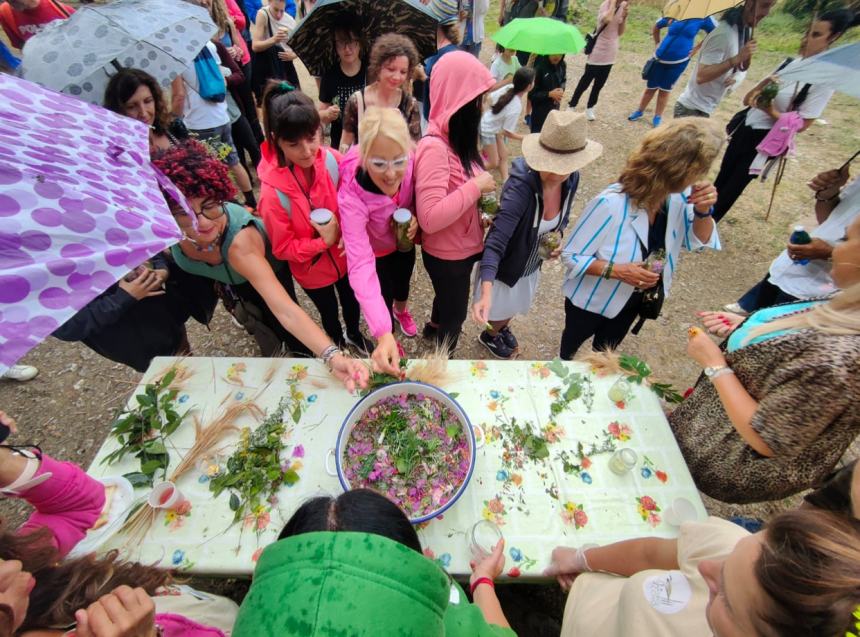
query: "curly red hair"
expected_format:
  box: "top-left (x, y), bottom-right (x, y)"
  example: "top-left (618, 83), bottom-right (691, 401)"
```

top-left (152, 139), bottom-right (237, 204)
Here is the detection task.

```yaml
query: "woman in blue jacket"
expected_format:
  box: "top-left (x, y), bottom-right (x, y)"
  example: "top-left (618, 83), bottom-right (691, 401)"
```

top-left (472, 111), bottom-right (601, 358)
top-left (560, 118), bottom-right (722, 359)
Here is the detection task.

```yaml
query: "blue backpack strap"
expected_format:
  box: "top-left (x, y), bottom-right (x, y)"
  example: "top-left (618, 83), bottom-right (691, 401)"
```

top-left (324, 149), bottom-right (340, 187)
top-left (275, 189), bottom-right (292, 218)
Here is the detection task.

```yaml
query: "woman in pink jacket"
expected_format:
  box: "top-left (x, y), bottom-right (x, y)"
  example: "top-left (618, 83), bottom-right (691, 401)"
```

top-left (415, 50), bottom-right (496, 355)
top-left (339, 107), bottom-right (419, 376)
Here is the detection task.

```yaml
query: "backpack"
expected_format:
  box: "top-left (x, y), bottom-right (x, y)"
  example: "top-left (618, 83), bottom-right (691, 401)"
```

top-left (193, 46), bottom-right (227, 103)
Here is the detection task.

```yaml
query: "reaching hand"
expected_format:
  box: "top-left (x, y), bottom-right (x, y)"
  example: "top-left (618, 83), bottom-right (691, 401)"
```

top-left (470, 539), bottom-right (505, 585)
top-left (544, 546), bottom-right (591, 591)
top-left (688, 181), bottom-right (717, 214)
top-left (371, 333), bottom-right (403, 378)
top-left (697, 311), bottom-right (744, 338)
top-left (474, 171), bottom-right (496, 194)
top-left (787, 238), bottom-right (833, 261)
top-left (73, 586), bottom-right (156, 637)
top-left (686, 327), bottom-right (726, 368)
top-left (311, 216), bottom-right (341, 247)
top-left (119, 269), bottom-right (165, 301)
top-left (472, 292), bottom-right (492, 326)
top-left (328, 353), bottom-right (369, 394)
top-left (808, 166), bottom-right (849, 195)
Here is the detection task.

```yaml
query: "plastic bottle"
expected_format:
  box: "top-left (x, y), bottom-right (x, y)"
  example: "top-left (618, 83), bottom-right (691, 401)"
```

top-left (789, 225), bottom-right (812, 265)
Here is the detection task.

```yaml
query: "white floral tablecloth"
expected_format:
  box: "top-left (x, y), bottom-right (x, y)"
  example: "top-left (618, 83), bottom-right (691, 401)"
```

top-left (88, 356), bottom-right (706, 579)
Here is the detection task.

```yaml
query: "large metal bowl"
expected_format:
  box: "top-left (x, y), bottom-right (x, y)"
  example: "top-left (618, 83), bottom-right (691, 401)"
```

top-left (335, 381), bottom-right (476, 524)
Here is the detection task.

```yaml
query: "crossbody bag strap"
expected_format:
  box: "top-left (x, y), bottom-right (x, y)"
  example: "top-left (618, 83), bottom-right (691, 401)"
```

top-left (48, 0), bottom-right (71, 18)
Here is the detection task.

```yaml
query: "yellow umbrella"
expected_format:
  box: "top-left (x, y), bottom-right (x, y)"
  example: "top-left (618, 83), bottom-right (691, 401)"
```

top-left (662, 0), bottom-right (741, 20)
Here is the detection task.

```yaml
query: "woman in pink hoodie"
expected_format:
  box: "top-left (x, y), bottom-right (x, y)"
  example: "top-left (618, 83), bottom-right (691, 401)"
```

top-left (415, 50), bottom-right (496, 355)
top-left (339, 107), bottom-right (419, 376)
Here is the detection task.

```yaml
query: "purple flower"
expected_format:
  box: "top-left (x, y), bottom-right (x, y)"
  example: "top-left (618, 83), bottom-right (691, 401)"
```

top-left (292, 445), bottom-right (305, 458)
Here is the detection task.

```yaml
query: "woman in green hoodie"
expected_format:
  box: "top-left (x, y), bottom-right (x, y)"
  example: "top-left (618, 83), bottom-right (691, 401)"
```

top-left (233, 489), bottom-right (516, 636)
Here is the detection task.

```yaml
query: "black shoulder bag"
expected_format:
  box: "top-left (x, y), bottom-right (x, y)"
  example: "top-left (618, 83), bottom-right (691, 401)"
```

top-left (584, 4), bottom-right (621, 55)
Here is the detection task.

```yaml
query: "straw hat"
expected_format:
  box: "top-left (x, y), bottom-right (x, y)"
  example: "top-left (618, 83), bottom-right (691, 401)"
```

top-left (427, 0), bottom-right (460, 25)
top-left (521, 110), bottom-right (603, 174)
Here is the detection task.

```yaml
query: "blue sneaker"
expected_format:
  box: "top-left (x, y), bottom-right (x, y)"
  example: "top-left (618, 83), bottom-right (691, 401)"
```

top-left (627, 110), bottom-right (644, 121)
top-left (652, 115), bottom-right (662, 127)
top-left (524, 114), bottom-right (532, 127)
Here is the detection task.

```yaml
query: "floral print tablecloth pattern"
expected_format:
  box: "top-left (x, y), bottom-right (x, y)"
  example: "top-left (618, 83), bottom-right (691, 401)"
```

top-left (89, 357), bottom-right (706, 579)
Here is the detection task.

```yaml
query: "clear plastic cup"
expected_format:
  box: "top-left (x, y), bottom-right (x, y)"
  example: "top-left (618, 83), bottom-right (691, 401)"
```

top-left (393, 208), bottom-right (413, 252)
top-left (469, 519), bottom-right (503, 561)
top-left (608, 448), bottom-right (638, 475)
top-left (147, 481), bottom-right (187, 509)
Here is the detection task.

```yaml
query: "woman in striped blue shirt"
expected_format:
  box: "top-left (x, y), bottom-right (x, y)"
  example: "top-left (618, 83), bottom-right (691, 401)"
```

top-left (560, 118), bottom-right (723, 359)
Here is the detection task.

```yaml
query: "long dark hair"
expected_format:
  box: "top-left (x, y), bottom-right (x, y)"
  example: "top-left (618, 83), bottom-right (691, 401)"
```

top-left (279, 489), bottom-right (422, 553)
top-left (491, 67), bottom-right (535, 115)
top-left (448, 94), bottom-right (485, 177)
top-left (817, 8), bottom-right (858, 38)
top-left (103, 68), bottom-right (170, 134)
top-left (0, 522), bottom-right (172, 633)
top-left (261, 81), bottom-right (321, 167)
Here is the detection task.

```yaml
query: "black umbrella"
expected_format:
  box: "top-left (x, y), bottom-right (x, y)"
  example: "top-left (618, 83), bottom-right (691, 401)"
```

top-left (288, 0), bottom-right (439, 76)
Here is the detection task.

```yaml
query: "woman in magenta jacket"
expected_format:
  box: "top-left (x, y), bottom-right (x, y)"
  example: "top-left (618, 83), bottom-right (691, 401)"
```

top-left (338, 107), bottom-right (419, 376)
top-left (414, 50), bottom-right (496, 355)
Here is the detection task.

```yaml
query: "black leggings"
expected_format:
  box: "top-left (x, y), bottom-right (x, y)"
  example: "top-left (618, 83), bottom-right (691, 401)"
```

top-left (422, 250), bottom-right (481, 355)
top-left (712, 124), bottom-right (770, 223)
top-left (569, 63), bottom-right (613, 109)
top-left (302, 275), bottom-right (362, 343)
top-left (559, 295), bottom-right (642, 360)
top-left (377, 246), bottom-right (416, 307)
top-left (231, 113), bottom-right (261, 174)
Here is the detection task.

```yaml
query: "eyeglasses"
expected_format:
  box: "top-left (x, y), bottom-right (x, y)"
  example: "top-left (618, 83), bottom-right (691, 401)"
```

top-left (173, 201), bottom-right (226, 222)
top-left (335, 38), bottom-right (360, 49)
top-left (367, 156), bottom-right (408, 173)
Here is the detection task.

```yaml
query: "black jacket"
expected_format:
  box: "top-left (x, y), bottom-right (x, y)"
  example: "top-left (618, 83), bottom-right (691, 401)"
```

top-left (480, 158), bottom-right (579, 287)
top-left (528, 56), bottom-right (567, 132)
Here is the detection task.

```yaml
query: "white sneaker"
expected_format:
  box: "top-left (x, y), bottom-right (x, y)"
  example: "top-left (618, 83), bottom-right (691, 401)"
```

top-left (2, 365), bottom-right (38, 382)
top-left (722, 303), bottom-right (749, 316)
top-left (586, 108), bottom-right (596, 121)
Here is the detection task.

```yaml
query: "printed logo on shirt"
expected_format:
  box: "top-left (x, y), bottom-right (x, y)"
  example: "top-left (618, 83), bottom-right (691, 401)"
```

top-left (641, 571), bottom-right (692, 614)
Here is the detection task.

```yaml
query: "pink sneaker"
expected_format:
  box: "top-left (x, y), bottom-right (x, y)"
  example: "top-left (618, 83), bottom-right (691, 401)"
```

top-left (392, 306), bottom-right (418, 337)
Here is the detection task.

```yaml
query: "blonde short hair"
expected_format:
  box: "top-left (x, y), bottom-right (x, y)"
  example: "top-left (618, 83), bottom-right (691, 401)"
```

top-left (619, 118), bottom-right (724, 212)
top-left (358, 107), bottom-right (412, 166)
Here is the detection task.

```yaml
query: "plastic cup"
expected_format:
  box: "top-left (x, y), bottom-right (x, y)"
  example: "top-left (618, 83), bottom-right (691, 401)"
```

top-left (607, 378), bottom-right (631, 404)
top-left (393, 208), bottom-right (414, 252)
top-left (310, 208), bottom-right (333, 225)
top-left (469, 519), bottom-right (503, 561)
top-left (148, 481), bottom-right (186, 509)
top-left (479, 193), bottom-right (498, 216)
top-left (663, 497), bottom-right (698, 526)
top-left (608, 448), bottom-right (638, 475)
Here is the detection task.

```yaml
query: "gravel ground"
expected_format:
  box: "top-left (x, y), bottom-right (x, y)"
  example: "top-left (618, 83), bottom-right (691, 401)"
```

top-left (1, 24), bottom-right (857, 635)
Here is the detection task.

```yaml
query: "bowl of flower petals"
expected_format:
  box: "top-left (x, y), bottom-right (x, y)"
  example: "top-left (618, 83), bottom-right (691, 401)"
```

top-left (337, 382), bottom-right (476, 524)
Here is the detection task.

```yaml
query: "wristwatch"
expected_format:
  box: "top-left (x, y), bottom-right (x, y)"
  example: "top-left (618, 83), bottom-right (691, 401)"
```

top-left (704, 365), bottom-right (734, 380)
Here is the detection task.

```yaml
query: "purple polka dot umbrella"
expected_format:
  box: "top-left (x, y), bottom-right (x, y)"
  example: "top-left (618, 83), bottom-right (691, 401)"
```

top-left (0, 73), bottom-right (191, 375)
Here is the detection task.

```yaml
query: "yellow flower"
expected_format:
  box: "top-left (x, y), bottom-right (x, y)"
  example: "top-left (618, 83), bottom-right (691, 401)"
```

top-left (291, 460), bottom-right (303, 472)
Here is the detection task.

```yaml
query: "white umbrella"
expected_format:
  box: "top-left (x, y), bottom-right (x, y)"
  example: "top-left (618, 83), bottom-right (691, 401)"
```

top-left (776, 41), bottom-right (860, 99)
top-left (21, 0), bottom-right (217, 104)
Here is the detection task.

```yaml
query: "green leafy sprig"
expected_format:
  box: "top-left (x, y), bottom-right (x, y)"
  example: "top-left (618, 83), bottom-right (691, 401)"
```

top-left (360, 358), bottom-right (408, 396)
top-left (547, 358), bottom-right (594, 415)
top-left (619, 354), bottom-right (684, 404)
top-left (102, 369), bottom-right (187, 487)
top-left (209, 387), bottom-right (305, 525)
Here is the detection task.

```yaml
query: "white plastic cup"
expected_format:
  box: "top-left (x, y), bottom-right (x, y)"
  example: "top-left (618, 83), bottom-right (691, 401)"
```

top-left (310, 208), bottom-right (333, 225)
top-left (469, 519), bottom-right (503, 561)
top-left (608, 448), bottom-right (638, 475)
top-left (663, 497), bottom-right (698, 526)
top-left (148, 481), bottom-right (186, 509)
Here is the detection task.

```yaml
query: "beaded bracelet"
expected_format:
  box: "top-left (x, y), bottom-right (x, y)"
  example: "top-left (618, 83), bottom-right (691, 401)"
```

top-left (601, 261), bottom-right (614, 280)
top-left (319, 345), bottom-right (342, 369)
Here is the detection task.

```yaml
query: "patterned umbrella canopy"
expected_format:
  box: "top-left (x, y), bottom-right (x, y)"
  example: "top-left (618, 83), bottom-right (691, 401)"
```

top-left (0, 73), bottom-right (190, 375)
top-left (288, 0), bottom-right (439, 77)
top-left (20, 0), bottom-right (216, 104)
top-left (776, 42), bottom-right (860, 99)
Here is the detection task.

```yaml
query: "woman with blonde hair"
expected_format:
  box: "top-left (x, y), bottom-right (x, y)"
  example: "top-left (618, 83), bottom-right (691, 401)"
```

top-left (338, 107), bottom-right (419, 374)
top-left (559, 118), bottom-right (722, 359)
top-left (340, 33), bottom-right (422, 154)
top-left (671, 213), bottom-right (860, 503)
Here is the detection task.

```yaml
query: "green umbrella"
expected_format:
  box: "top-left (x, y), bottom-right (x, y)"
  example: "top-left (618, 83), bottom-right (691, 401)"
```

top-left (492, 17), bottom-right (585, 55)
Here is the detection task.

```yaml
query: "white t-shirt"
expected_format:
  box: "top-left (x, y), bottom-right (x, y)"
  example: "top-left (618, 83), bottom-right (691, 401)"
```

top-left (480, 86), bottom-right (523, 137)
top-left (677, 20), bottom-right (747, 115)
top-left (181, 41), bottom-right (230, 131)
top-left (490, 54), bottom-right (522, 83)
top-left (561, 517), bottom-right (749, 637)
top-left (769, 177), bottom-right (860, 299)
top-left (744, 58), bottom-right (834, 130)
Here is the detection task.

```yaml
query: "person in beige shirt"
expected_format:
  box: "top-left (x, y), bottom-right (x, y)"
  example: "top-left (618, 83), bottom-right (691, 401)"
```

top-left (546, 465), bottom-right (860, 637)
